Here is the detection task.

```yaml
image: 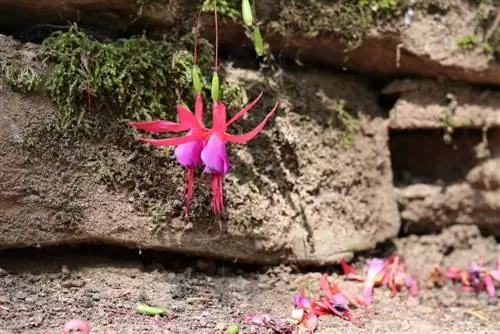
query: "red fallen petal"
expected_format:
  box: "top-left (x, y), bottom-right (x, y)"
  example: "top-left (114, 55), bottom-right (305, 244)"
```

top-left (320, 274), bottom-right (333, 298)
top-left (346, 273), bottom-right (365, 282)
top-left (311, 300), bottom-right (332, 316)
top-left (444, 267), bottom-right (463, 280)
top-left (223, 101), bottom-right (278, 144)
top-left (129, 120), bottom-right (187, 133)
top-left (341, 258), bottom-right (357, 276)
top-left (301, 313), bottom-right (318, 332)
top-left (226, 92), bottom-right (263, 126)
top-left (138, 133), bottom-right (206, 146)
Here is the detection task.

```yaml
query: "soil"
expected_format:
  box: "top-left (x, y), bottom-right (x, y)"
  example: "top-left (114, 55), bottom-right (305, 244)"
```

top-left (1, 225), bottom-right (499, 334)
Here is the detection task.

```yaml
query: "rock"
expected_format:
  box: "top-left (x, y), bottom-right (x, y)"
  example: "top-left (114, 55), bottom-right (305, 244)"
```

top-left (386, 79), bottom-right (500, 130)
top-left (388, 78), bottom-right (500, 235)
top-left (0, 36), bottom-right (399, 265)
top-left (397, 182), bottom-right (500, 235)
top-left (0, 1), bottom-right (498, 86)
top-left (201, 1), bottom-right (500, 87)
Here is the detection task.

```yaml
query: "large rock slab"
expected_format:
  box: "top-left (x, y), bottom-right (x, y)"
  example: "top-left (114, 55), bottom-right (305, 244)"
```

top-left (0, 36), bottom-right (400, 265)
top-left (0, 0), bottom-right (498, 86)
top-left (387, 78), bottom-right (500, 235)
top-left (385, 79), bottom-right (500, 130)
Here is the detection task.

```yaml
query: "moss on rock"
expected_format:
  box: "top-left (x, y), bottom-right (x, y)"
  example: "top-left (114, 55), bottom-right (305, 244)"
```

top-left (40, 24), bottom-right (247, 128)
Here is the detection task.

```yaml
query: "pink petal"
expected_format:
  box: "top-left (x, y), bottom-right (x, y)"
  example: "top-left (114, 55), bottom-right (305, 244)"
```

top-left (490, 270), bottom-right (500, 282)
top-left (302, 313), bottom-right (318, 332)
top-left (138, 132), bottom-right (206, 146)
top-left (194, 94), bottom-right (204, 123)
top-left (63, 319), bottom-right (90, 334)
top-left (212, 101), bottom-right (228, 133)
top-left (226, 92), bottom-right (263, 126)
top-left (319, 274), bottom-right (333, 298)
top-left (201, 134), bottom-right (230, 175)
top-left (174, 130), bottom-right (204, 168)
top-left (129, 120), bottom-right (187, 133)
top-left (485, 274), bottom-right (496, 299)
top-left (223, 102), bottom-right (278, 144)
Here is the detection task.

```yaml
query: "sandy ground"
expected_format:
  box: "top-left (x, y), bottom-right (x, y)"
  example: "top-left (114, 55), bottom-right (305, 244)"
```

top-left (1, 225), bottom-right (499, 334)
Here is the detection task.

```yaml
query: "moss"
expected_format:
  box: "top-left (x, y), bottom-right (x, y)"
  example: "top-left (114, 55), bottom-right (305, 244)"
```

top-left (201, 0), bottom-right (240, 19)
top-left (41, 25), bottom-right (246, 128)
top-left (457, 34), bottom-right (479, 49)
top-left (136, 0), bottom-right (165, 15)
top-left (269, 0), bottom-right (408, 43)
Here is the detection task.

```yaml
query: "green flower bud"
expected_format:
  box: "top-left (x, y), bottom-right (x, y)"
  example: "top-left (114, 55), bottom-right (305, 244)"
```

top-left (253, 26), bottom-right (264, 56)
top-left (211, 71), bottom-right (220, 101)
top-left (242, 0), bottom-right (253, 26)
top-left (136, 304), bottom-right (166, 316)
top-left (192, 65), bottom-right (203, 94)
top-left (227, 324), bottom-right (239, 334)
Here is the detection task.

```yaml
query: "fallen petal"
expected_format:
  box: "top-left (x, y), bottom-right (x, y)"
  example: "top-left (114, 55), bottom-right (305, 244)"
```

top-left (485, 274), bottom-right (496, 300)
top-left (63, 319), bottom-right (90, 334)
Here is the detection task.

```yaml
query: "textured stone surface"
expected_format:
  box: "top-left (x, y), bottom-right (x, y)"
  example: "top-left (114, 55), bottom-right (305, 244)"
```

top-left (0, 36), bottom-right (400, 265)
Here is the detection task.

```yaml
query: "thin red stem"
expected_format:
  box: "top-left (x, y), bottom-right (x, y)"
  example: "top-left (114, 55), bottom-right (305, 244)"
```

top-left (86, 77), bottom-right (91, 114)
top-left (213, 0), bottom-right (219, 72)
top-left (193, 11), bottom-right (201, 65)
top-left (183, 168), bottom-right (195, 218)
top-left (252, 0), bottom-right (256, 25)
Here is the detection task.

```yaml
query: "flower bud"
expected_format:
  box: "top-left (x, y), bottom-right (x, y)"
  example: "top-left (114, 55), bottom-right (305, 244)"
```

top-left (242, 0), bottom-right (253, 25)
top-left (253, 26), bottom-right (264, 56)
top-left (211, 71), bottom-right (220, 101)
top-left (192, 65), bottom-right (202, 94)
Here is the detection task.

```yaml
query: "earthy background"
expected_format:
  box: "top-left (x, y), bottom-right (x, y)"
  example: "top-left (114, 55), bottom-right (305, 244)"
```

top-left (0, 0), bottom-right (499, 333)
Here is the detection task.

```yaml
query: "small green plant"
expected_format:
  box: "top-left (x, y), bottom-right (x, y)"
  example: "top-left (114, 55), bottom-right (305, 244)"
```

top-left (0, 61), bottom-right (42, 93)
top-left (356, 0), bottom-right (399, 12)
top-left (457, 34), bottom-right (479, 49)
top-left (333, 99), bottom-right (356, 148)
top-left (201, 0), bottom-right (240, 19)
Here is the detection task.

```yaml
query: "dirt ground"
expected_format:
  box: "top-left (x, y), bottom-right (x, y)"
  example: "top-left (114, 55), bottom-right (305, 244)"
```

top-left (0, 225), bottom-right (499, 334)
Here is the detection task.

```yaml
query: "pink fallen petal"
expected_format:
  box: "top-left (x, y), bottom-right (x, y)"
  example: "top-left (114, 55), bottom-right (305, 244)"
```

top-left (63, 319), bottom-right (90, 334)
top-left (362, 258), bottom-right (385, 305)
top-left (485, 274), bottom-right (496, 300)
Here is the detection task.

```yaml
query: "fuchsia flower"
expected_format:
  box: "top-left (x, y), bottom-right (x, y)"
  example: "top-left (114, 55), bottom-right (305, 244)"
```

top-left (129, 3), bottom-right (278, 218)
top-left (314, 274), bottom-right (351, 321)
top-left (131, 93), bottom-right (277, 216)
top-left (201, 96), bottom-right (276, 214)
top-left (444, 257), bottom-right (500, 300)
top-left (292, 290), bottom-right (318, 332)
top-left (129, 94), bottom-right (206, 216)
top-left (341, 256), bottom-right (418, 306)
